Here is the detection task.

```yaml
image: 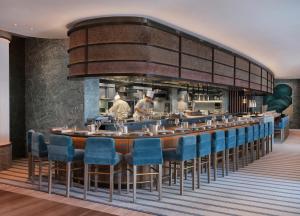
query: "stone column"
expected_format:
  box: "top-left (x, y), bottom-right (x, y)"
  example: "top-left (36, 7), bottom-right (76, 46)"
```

top-left (84, 78), bottom-right (100, 121)
top-left (0, 31), bottom-right (12, 170)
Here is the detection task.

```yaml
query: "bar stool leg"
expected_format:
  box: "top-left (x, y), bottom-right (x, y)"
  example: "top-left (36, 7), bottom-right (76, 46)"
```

top-left (213, 152), bottom-right (217, 181)
top-left (150, 165), bottom-right (153, 192)
top-left (39, 160), bottom-right (42, 191)
top-left (207, 154), bottom-right (211, 184)
top-left (262, 139), bottom-right (265, 156)
top-left (271, 135), bottom-right (273, 152)
top-left (94, 166), bottom-right (98, 192)
top-left (232, 148), bottom-right (236, 172)
top-left (184, 161), bottom-right (188, 180)
top-left (126, 164), bottom-right (130, 193)
top-left (256, 140), bottom-right (260, 159)
top-left (242, 144), bottom-right (245, 167)
top-left (251, 142), bottom-right (254, 162)
top-left (28, 153), bottom-right (32, 179)
top-left (118, 167), bottom-right (121, 195)
top-left (48, 161), bottom-right (52, 194)
top-left (174, 162), bottom-right (177, 184)
top-left (31, 156), bottom-right (35, 183)
top-left (192, 159), bottom-right (196, 191)
top-left (158, 164), bottom-right (162, 200)
top-left (222, 150), bottom-right (225, 177)
top-left (84, 164), bottom-right (88, 200)
top-left (133, 165), bottom-right (137, 203)
top-left (225, 149), bottom-right (229, 176)
top-left (66, 162), bottom-right (71, 198)
top-left (236, 146), bottom-right (239, 170)
top-left (245, 143), bottom-right (249, 166)
top-left (197, 157), bottom-right (201, 188)
top-left (180, 161), bottom-right (184, 195)
top-left (88, 165), bottom-right (91, 191)
top-left (168, 161), bottom-right (172, 186)
top-left (109, 165), bottom-right (114, 202)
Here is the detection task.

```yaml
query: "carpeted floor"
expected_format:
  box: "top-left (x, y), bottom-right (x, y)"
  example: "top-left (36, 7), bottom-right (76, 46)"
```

top-left (1, 132), bottom-right (300, 216)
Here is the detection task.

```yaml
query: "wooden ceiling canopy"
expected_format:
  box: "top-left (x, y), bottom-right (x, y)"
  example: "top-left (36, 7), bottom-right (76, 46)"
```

top-left (68, 16), bottom-right (274, 93)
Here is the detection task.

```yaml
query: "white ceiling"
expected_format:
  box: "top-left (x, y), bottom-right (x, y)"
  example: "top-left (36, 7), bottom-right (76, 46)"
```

top-left (0, 0), bottom-right (300, 78)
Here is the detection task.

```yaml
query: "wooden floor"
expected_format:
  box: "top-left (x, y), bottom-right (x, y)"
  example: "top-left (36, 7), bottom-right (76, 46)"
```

top-left (0, 190), bottom-right (116, 216)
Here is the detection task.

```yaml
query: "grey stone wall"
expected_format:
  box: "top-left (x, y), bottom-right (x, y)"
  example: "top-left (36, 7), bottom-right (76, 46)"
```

top-left (25, 38), bottom-right (85, 138)
top-left (274, 79), bottom-right (299, 129)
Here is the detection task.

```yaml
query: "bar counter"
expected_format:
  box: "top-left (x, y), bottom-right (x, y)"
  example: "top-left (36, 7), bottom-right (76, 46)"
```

top-left (51, 119), bottom-right (261, 154)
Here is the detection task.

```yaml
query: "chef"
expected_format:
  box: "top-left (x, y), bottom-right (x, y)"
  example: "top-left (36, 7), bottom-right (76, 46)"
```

top-left (177, 94), bottom-right (188, 113)
top-left (108, 93), bottom-right (131, 120)
top-left (133, 90), bottom-right (154, 121)
top-left (153, 95), bottom-right (166, 113)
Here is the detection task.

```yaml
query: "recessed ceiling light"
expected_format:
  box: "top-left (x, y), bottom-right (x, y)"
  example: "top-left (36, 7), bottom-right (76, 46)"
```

top-left (30, 27), bottom-right (34, 31)
top-left (13, 23), bottom-right (17, 27)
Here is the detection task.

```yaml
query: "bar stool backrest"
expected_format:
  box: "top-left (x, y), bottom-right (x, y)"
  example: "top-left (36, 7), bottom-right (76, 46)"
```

top-left (246, 126), bottom-right (254, 143)
top-left (31, 132), bottom-right (47, 157)
top-left (26, 129), bottom-right (35, 153)
top-left (212, 130), bottom-right (225, 152)
top-left (85, 137), bottom-right (117, 165)
top-left (264, 123), bottom-right (269, 137)
top-left (132, 138), bottom-right (163, 165)
top-left (225, 128), bottom-right (236, 149)
top-left (259, 123), bottom-right (265, 139)
top-left (236, 127), bottom-right (246, 146)
top-left (177, 135), bottom-right (197, 161)
top-left (196, 133), bottom-right (211, 157)
top-left (253, 124), bottom-right (259, 141)
top-left (268, 122), bottom-right (274, 136)
top-left (48, 135), bottom-right (75, 162)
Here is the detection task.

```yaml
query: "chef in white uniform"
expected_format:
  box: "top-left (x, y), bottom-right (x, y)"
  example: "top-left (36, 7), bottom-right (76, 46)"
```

top-left (153, 96), bottom-right (166, 113)
top-left (108, 93), bottom-right (131, 120)
top-left (133, 90), bottom-right (154, 121)
top-left (177, 94), bottom-right (188, 113)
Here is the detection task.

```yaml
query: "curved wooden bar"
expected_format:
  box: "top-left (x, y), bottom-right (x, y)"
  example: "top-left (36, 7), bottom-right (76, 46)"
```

top-left (53, 121), bottom-right (260, 153)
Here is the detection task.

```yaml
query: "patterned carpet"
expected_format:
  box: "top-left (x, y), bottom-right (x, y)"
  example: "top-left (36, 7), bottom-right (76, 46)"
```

top-left (1, 132), bottom-right (300, 216)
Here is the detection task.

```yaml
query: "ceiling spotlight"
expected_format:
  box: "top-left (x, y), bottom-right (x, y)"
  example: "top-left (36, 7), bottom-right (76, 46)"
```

top-left (30, 27), bottom-right (34, 31)
top-left (13, 23), bottom-right (17, 27)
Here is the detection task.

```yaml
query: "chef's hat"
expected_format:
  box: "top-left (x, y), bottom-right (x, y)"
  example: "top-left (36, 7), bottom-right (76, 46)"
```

top-left (146, 90), bottom-right (154, 99)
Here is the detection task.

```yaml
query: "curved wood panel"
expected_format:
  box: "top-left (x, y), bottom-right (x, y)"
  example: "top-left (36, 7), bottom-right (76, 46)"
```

top-left (68, 16), bottom-right (274, 93)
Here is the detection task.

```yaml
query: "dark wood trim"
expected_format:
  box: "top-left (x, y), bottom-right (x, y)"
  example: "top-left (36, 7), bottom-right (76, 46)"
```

top-left (69, 59), bottom-right (180, 69)
top-left (212, 48), bottom-right (215, 83)
top-left (178, 34), bottom-right (182, 78)
top-left (84, 28), bottom-right (88, 75)
top-left (233, 56), bottom-right (236, 86)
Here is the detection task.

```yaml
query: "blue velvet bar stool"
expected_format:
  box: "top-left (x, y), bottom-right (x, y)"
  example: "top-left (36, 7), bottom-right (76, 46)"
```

top-left (48, 135), bottom-right (84, 198)
top-left (253, 124), bottom-right (260, 160)
top-left (196, 133), bottom-right (211, 188)
top-left (245, 125), bottom-right (254, 165)
top-left (83, 137), bottom-right (122, 202)
top-left (163, 135), bottom-right (196, 195)
top-left (212, 130), bottom-right (225, 181)
top-left (268, 122), bottom-right (274, 153)
top-left (236, 127), bottom-right (246, 170)
top-left (225, 128), bottom-right (237, 175)
top-left (31, 132), bottom-right (48, 190)
top-left (26, 129), bottom-right (35, 180)
top-left (126, 138), bottom-right (163, 203)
